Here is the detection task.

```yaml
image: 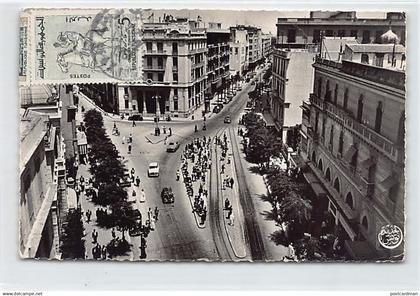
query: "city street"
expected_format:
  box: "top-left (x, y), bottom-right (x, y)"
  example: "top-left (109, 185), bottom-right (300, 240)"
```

top-left (76, 65), bottom-right (283, 261)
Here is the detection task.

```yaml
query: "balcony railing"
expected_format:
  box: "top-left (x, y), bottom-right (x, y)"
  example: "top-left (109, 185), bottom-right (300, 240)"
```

top-left (145, 49), bottom-right (167, 55)
top-left (309, 93), bottom-right (401, 162)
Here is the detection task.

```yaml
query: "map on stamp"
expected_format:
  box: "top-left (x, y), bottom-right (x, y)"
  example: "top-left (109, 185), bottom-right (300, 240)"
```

top-left (25, 9), bottom-right (144, 83)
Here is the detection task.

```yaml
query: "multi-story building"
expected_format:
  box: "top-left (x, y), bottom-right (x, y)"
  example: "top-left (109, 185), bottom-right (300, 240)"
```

top-left (300, 36), bottom-right (405, 259)
top-left (271, 47), bottom-right (317, 140)
top-left (246, 26), bottom-right (263, 68)
top-left (276, 11), bottom-right (406, 49)
top-left (20, 85), bottom-right (67, 259)
top-left (78, 84), bottom-right (118, 114)
top-left (261, 34), bottom-right (273, 58)
top-left (118, 18), bottom-right (207, 118)
top-left (206, 24), bottom-right (231, 111)
top-left (229, 26), bottom-right (249, 78)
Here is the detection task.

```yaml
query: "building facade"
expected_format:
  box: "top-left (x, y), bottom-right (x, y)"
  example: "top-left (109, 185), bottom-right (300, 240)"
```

top-left (206, 27), bottom-right (231, 110)
top-left (246, 26), bottom-right (263, 68)
top-left (300, 45), bottom-right (405, 259)
top-left (276, 11), bottom-right (406, 49)
top-left (270, 48), bottom-right (317, 141)
top-left (229, 26), bottom-right (249, 78)
top-left (261, 34), bottom-right (273, 58)
top-left (118, 18), bottom-right (207, 118)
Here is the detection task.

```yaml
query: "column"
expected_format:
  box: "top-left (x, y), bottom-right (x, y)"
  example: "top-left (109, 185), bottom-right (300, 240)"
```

top-left (142, 90), bottom-right (147, 115)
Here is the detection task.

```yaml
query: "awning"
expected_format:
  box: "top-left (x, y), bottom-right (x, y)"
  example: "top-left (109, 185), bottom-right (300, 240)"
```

top-left (360, 157), bottom-right (376, 169)
top-left (67, 188), bottom-right (78, 210)
top-left (303, 171), bottom-right (327, 197)
top-left (262, 112), bottom-right (275, 127)
top-left (343, 145), bottom-right (357, 163)
top-left (378, 174), bottom-right (399, 192)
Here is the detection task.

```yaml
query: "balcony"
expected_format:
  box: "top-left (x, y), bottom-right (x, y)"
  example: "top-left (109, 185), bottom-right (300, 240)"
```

top-left (309, 94), bottom-right (401, 162)
top-left (145, 49), bottom-right (168, 55)
top-left (145, 65), bottom-right (165, 71)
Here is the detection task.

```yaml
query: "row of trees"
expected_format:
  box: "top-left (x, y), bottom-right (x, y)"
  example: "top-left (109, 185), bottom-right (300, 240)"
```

top-left (83, 109), bottom-right (137, 243)
top-left (60, 209), bottom-right (86, 259)
top-left (242, 111), bottom-right (319, 260)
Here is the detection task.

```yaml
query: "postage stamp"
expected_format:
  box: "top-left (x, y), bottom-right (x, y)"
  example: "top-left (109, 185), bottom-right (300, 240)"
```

top-left (23, 8), bottom-right (145, 84)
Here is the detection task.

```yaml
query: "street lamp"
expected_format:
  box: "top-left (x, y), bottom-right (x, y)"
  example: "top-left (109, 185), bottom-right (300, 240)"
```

top-left (152, 94), bottom-right (161, 136)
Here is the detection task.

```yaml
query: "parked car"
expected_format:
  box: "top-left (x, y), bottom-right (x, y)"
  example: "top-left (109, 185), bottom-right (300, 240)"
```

top-left (224, 115), bottom-right (231, 124)
top-left (147, 162), bottom-right (160, 177)
top-left (161, 187), bottom-right (175, 203)
top-left (166, 141), bottom-right (180, 152)
top-left (119, 169), bottom-right (132, 187)
top-left (128, 114), bottom-right (143, 121)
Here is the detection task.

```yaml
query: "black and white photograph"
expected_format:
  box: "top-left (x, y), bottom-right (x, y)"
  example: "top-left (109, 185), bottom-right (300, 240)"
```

top-left (19, 8), bottom-right (406, 262)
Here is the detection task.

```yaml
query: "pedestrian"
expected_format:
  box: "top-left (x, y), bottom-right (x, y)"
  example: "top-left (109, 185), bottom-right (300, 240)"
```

top-left (131, 168), bottom-right (135, 176)
top-left (154, 206), bottom-right (159, 221)
top-left (194, 125), bottom-right (198, 133)
top-left (149, 217), bottom-right (156, 230)
top-left (147, 208), bottom-right (153, 222)
top-left (92, 229), bottom-right (98, 244)
top-left (227, 205), bottom-right (233, 219)
top-left (230, 177), bottom-right (234, 188)
top-left (86, 210), bottom-right (91, 223)
top-left (122, 136), bottom-right (126, 144)
top-left (101, 245), bottom-right (107, 260)
top-left (163, 125), bottom-right (166, 134)
top-left (176, 169), bottom-right (180, 181)
top-left (221, 164), bottom-right (225, 174)
top-left (129, 133), bottom-right (133, 143)
top-left (229, 213), bottom-right (235, 226)
top-left (132, 189), bottom-right (137, 198)
top-left (111, 228), bottom-right (116, 239)
top-left (132, 120), bottom-right (136, 127)
top-left (169, 127), bottom-right (172, 137)
top-left (164, 136), bottom-right (168, 145)
top-left (135, 176), bottom-right (140, 187)
top-left (224, 198), bottom-right (230, 210)
top-left (114, 122), bottom-right (117, 129)
top-left (128, 143), bottom-right (132, 154)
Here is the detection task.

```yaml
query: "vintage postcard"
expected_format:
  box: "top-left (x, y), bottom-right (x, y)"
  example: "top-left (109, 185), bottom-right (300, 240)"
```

top-left (19, 8), bottom-right (406, 261)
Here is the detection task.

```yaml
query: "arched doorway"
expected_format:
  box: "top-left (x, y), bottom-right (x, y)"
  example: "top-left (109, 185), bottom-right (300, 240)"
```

top-left (334, 177), bottom-right (340, 193)
top-left (345, 192), bottom-right (354, 209)
top-left (318, 158), bottom-right (323, 172)
top-left (325, 168), bottom-right (331, 182)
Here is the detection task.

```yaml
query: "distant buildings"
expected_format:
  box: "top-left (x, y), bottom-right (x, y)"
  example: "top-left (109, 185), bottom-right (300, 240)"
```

top-left (300, 33), bottom-right (405, 259)
top-left (229, 26), bottom-right (249, 78)
top-left (276, 11), bottom-right (405, 49)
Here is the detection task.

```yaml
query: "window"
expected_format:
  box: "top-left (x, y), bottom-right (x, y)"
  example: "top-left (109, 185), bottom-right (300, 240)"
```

top-left (345, 192), bottom-right (354, 209)
top-left (157, 42), bottom-right (163, 53)
top-left (173, 98), bottom-right (178, 111)
top-left (287, 29), bottom-right (296, 43)
top-left (158, 73), bottom-right (164, 82)
top-left (315, 111), bottom-right (319, 134)
top-left (173, 73), bottom-right (178, 82)
top-left (172, 42), bottom-right (178, 55)
top-left (235, 48), bottom-right (238, 55)
top-left (147, 57), bottom-right (152, 68)
top-left (158, 57), bottom-right (164, 69)
top-left (313, 29), bottom-right (321, 43)
top-left (374, 102), bottom-right (383, 133)
top-left (334, 178), bottom-right (340, 193)
top-left (321, 118), bottom-right (326, 139)
top-left (361, 54), bottom-right (369, 64)
top-left (318, 158), bottom-right (323, 171)
top-left (334, 84), bottom-right (338, 104)
top-left (173, 88), bottom-right (178, 97)
top-left (357, 95), bottom-right (364, 122)
top-left (362, 30), bottom-right (371, 44)
top-left (325, 168), bottom-right (331, 182)
top-left (325, 80), bottom-right (331, 101)
top-left (343, 88), bottom-right (348, 110)
top-left (338, 130), bottom-right (344, 155)
top-left (350, 30), bottom-right (358, 38)
top-left (317, 77), bottom-right (322, 98)
top-left (329, 125), bottom-right (334, 150)
top-left (147, 72), bottom-right (153, 80)
top-left (325, 30), bottom-right (333, 37)
top-left (124, 99), bottom-right (129, 109)
top-left (146, 42), bottom-right (152, 53)
top-left (375, 53), bottom-right (384, 67)
top-left (124, 87), bottom-right (129, 95)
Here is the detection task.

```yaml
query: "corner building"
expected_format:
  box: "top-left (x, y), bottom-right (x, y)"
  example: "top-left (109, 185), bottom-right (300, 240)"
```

top-left (301, 44), bottom-right (405, 259)
top-left (118, 18), bottom-right (207, 118)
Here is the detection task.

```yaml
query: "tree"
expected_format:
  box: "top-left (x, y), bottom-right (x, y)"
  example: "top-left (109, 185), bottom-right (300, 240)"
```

top-left (60, 209), bottom-right (86, 259)
top-left (266, 168), bottom-right (306, 204)
top-left (279, 192), bottom-right (312, 240)
top-left (247, 127), bottom-right (279, 168)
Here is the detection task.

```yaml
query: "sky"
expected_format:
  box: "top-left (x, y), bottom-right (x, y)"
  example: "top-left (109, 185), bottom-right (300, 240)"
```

top-left (144, 10), bottom-right (387, 35)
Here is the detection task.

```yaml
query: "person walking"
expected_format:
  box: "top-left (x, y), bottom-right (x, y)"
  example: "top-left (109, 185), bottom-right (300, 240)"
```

top-left (86, 210), bottom-right (91, 223)
top-left (169, 127), bottom-right (172, 137)
top-left (128, 143), bottom-right (132, 154)
top-left (163, 125), bottom-right (166, 134)
top-left (229, 213), bottom-right (235, 226)
top-left (164, 136), bottom-right (168, 145)
top-left (227, 205), bottom-right (233, 219)
top-left (132, 120), bottom-right (136, 127)
top-left (147, 208), bottom-right (153, 222)
top-left (135, 176), bottom-right (140, 187)
top-left (111, 228), bottom-right (116, 239)
top-left (92, 229), bottom-right (98, 244)
top-left (154, 206), bottom-right (159, 221)
top-left (129, 133), bottom-right (133, 143)
top-left (101, 245), bottom-right (107, 260)
top-left (224, 198), bottom-right (230, 210)
top-left (230, 177), bottom-right (234, 188)
top-left (176, 169), bottom-right (180, 181)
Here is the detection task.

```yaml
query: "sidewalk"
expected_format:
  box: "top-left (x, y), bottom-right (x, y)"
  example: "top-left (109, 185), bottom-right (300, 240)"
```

top-left (215, 130), bottom-right (248, 259)
top-left (232, 128), bottom-right (288, 261)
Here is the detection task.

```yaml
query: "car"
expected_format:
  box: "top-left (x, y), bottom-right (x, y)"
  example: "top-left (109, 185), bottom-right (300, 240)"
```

top-left (224, 115), bottom-right (231, 124)
top-left (128, 114), bottom-right (143, 121)
top-left (161, 187), bottom-right (175, 203)
top-left (119, 169), bottom-right (132, 187)
top-left (213, 106), bottom-right (221, 113)
top-left (147, 162), bottom-right (160, 177)
top-left (166, 141), bottom-right (180, 152)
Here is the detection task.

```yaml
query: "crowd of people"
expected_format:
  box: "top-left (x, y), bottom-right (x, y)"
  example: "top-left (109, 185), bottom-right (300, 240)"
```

top-left (180, 136), bottom-right (212, 225)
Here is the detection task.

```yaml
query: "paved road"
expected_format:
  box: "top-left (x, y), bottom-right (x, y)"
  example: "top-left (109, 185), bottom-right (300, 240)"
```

top-left (79, 66), bottom-right (266, 260)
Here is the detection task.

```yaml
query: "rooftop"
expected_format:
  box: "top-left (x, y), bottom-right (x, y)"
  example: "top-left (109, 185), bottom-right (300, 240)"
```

top-left (20, 85), bottom-right (57, 107)
top-left (345, 43), bottom-right (405, 53)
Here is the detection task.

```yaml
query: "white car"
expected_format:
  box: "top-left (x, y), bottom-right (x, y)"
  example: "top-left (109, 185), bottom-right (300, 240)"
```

top-left (148, 162), bottom-right (160, 177)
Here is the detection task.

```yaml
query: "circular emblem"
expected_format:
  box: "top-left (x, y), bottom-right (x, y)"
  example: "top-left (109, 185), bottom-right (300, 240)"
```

top-left (378, 224), bottom-right (403, 250)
